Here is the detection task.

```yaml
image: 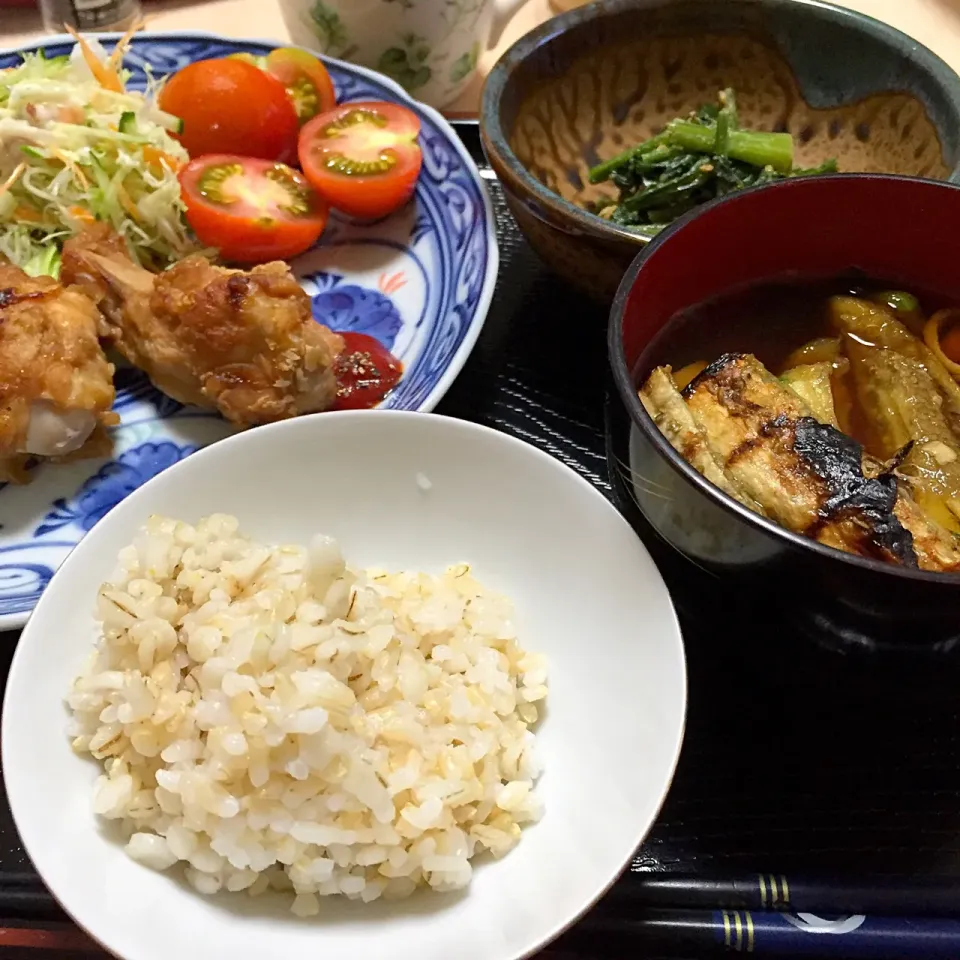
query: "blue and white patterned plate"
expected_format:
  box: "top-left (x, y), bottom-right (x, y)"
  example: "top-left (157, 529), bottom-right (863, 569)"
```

top-left (0, 31), bottom-right (498, 629)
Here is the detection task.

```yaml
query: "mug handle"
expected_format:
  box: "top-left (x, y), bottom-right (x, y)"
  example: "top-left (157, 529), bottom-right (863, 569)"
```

top-left (490, 0), bottom-right (532, 46)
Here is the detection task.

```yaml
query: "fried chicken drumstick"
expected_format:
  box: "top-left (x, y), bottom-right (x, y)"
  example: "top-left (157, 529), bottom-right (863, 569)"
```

top-left (0, 263), bottom-right (116, 484)
top-left (62, 227), bottom-right (343, 426)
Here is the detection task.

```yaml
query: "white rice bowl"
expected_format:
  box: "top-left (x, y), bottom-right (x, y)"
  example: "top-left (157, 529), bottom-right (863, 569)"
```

top-left (2, 411), bottom-right (686, 960)
top-left (68, 514), bottom-right (547, 914)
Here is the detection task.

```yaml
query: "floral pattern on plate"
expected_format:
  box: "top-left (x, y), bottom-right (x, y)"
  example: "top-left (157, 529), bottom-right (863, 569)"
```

top-left (0, 31), bottom-right (497, 627)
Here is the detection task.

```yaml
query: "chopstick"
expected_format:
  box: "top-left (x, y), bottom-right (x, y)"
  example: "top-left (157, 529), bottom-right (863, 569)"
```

top-left (572, 909), bottom-right (960, 959)
top-left (0, 924), bottom-right (635, 958)
top-left (0, 875), bottom-right (65, 922)
top-left (565, 872), bottom-right (960, 957)
top-left (615, 872), bottom-right (960, 918)
top-left (0, 924), bottom-right (100, 954)
top-left (5, 872), bottom-right (960, 957)
top-left (5, 909), bottom-right (959, 959)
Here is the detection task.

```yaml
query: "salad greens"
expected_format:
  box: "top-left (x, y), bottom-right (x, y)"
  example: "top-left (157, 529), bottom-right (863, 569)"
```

top-left (588, 89), bottom-right (838, 237)
top-left (0, 39), bottom-right (199, 277)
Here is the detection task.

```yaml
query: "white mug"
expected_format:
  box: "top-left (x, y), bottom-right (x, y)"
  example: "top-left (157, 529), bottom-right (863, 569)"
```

top-left (279, 0), bottom-right (528, 108)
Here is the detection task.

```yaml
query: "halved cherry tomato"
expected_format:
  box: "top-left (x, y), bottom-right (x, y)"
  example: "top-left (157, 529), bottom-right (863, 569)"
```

top-left (298, 102), bottom-right (422, 220)
top-left (268, 49), bottom-right (336, 124)
top-left (160, 59), bottom-right (299, 163)
top-left (229, 49), bottom-right (336, 126)
top-left (179, 155), bottom-right (328, 263)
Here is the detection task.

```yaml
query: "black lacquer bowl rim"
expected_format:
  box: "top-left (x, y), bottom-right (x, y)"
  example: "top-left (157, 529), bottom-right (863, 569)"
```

top-left (607, 171), bottom-right (960, 587)
top-left (480, 0), bottom-right (960, 250)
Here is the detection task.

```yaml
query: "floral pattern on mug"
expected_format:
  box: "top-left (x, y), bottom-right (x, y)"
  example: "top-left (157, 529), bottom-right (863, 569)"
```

top-left (285, 0), bottom-right (529, 107)
top-left (378, 34), bottom-right (433, 92)
top-left (449, 40), bottom-right (480, 83)
top-left (308, 1), bottom-right (358, 59)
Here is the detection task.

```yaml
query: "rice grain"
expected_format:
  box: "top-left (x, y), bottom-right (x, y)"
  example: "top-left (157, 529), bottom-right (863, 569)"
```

top-left (67, 514), bottom-right (546, 910)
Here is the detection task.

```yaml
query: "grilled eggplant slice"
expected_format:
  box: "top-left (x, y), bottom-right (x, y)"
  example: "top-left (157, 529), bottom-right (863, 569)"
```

top-left (830, 295), bottom-right (960, 420)
top-left (640, 367), bottom-right (766, 515)
top-left (890, 490), bottom-right (960, 573)
top-left (832, 296), bottom-right (960, 533)
top-left (678, 353), bottom-right (917, 565)
top-left (782, 336), bottom-right (842, 371)
top-left (780, 361), bottom-right (839, 427)
top-left (642, 352), bottom-right (960, 571)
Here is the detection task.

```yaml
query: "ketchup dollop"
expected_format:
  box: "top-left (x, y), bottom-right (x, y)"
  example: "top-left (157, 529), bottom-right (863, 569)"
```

top-left (332, 332), bottom-right (403, 410)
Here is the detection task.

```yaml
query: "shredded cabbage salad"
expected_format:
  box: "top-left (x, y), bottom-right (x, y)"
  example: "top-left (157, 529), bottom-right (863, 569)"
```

top-left (0, 38), bottom-right (200, 277)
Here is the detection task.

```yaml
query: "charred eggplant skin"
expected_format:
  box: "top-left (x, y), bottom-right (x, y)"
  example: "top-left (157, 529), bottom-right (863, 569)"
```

top-left (792, 418), bottom-right (917, 566)
top-left (678, 352), bottom-right (918, 567)
top-left (682, 352), bottom-right (746, 399)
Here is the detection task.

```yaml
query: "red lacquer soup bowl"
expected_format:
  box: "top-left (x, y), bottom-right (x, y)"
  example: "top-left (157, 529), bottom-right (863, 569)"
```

top-left (609, 174), bottom-right (960, 654)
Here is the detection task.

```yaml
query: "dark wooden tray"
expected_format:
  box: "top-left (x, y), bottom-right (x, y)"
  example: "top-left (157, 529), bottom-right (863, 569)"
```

top-left (0, 124), bottom-right (957, 958)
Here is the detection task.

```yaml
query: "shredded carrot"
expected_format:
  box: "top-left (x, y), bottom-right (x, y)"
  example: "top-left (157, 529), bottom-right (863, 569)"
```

top-left (14, 204), bottom-right (43, 223)
top-left (142, 144), bottom-right (181, 173)
top-left (116, 182), bottom-right (141, 222)
top-left (68, 205), bottom-right (96, 225)
top-left (925, 309), bottom-right (960, 377)
top-left (0, 163), bottom-right (26, 198)
top-left (64, 25), bottom-right (124, 93)
top-left (56, 105), bottom-right (85, 125)
top-left (48, 147), bottom-right (89, 188)
top-left (107, 18), bottom-right (143, 73)
top-left (941, 327), bottom-right (960, 366)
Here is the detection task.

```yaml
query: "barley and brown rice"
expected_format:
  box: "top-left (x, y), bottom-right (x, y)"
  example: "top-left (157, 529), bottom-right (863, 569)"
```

top-left (66, 514), bottom-right (547, 915)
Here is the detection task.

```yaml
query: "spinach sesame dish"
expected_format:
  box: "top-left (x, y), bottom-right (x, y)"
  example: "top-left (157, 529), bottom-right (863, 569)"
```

top-left (588, 89), bottom-right (838, 237)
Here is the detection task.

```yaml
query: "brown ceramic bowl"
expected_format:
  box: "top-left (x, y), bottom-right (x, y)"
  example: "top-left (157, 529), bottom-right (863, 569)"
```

top-left (480, 0), bottom-right (960, 301)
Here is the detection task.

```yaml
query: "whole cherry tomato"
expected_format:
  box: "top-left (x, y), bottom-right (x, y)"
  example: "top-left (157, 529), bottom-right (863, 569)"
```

top-left (160, 58), bottom-right (299, 163)
top-left (229, 49), bottom-right (337, 126)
